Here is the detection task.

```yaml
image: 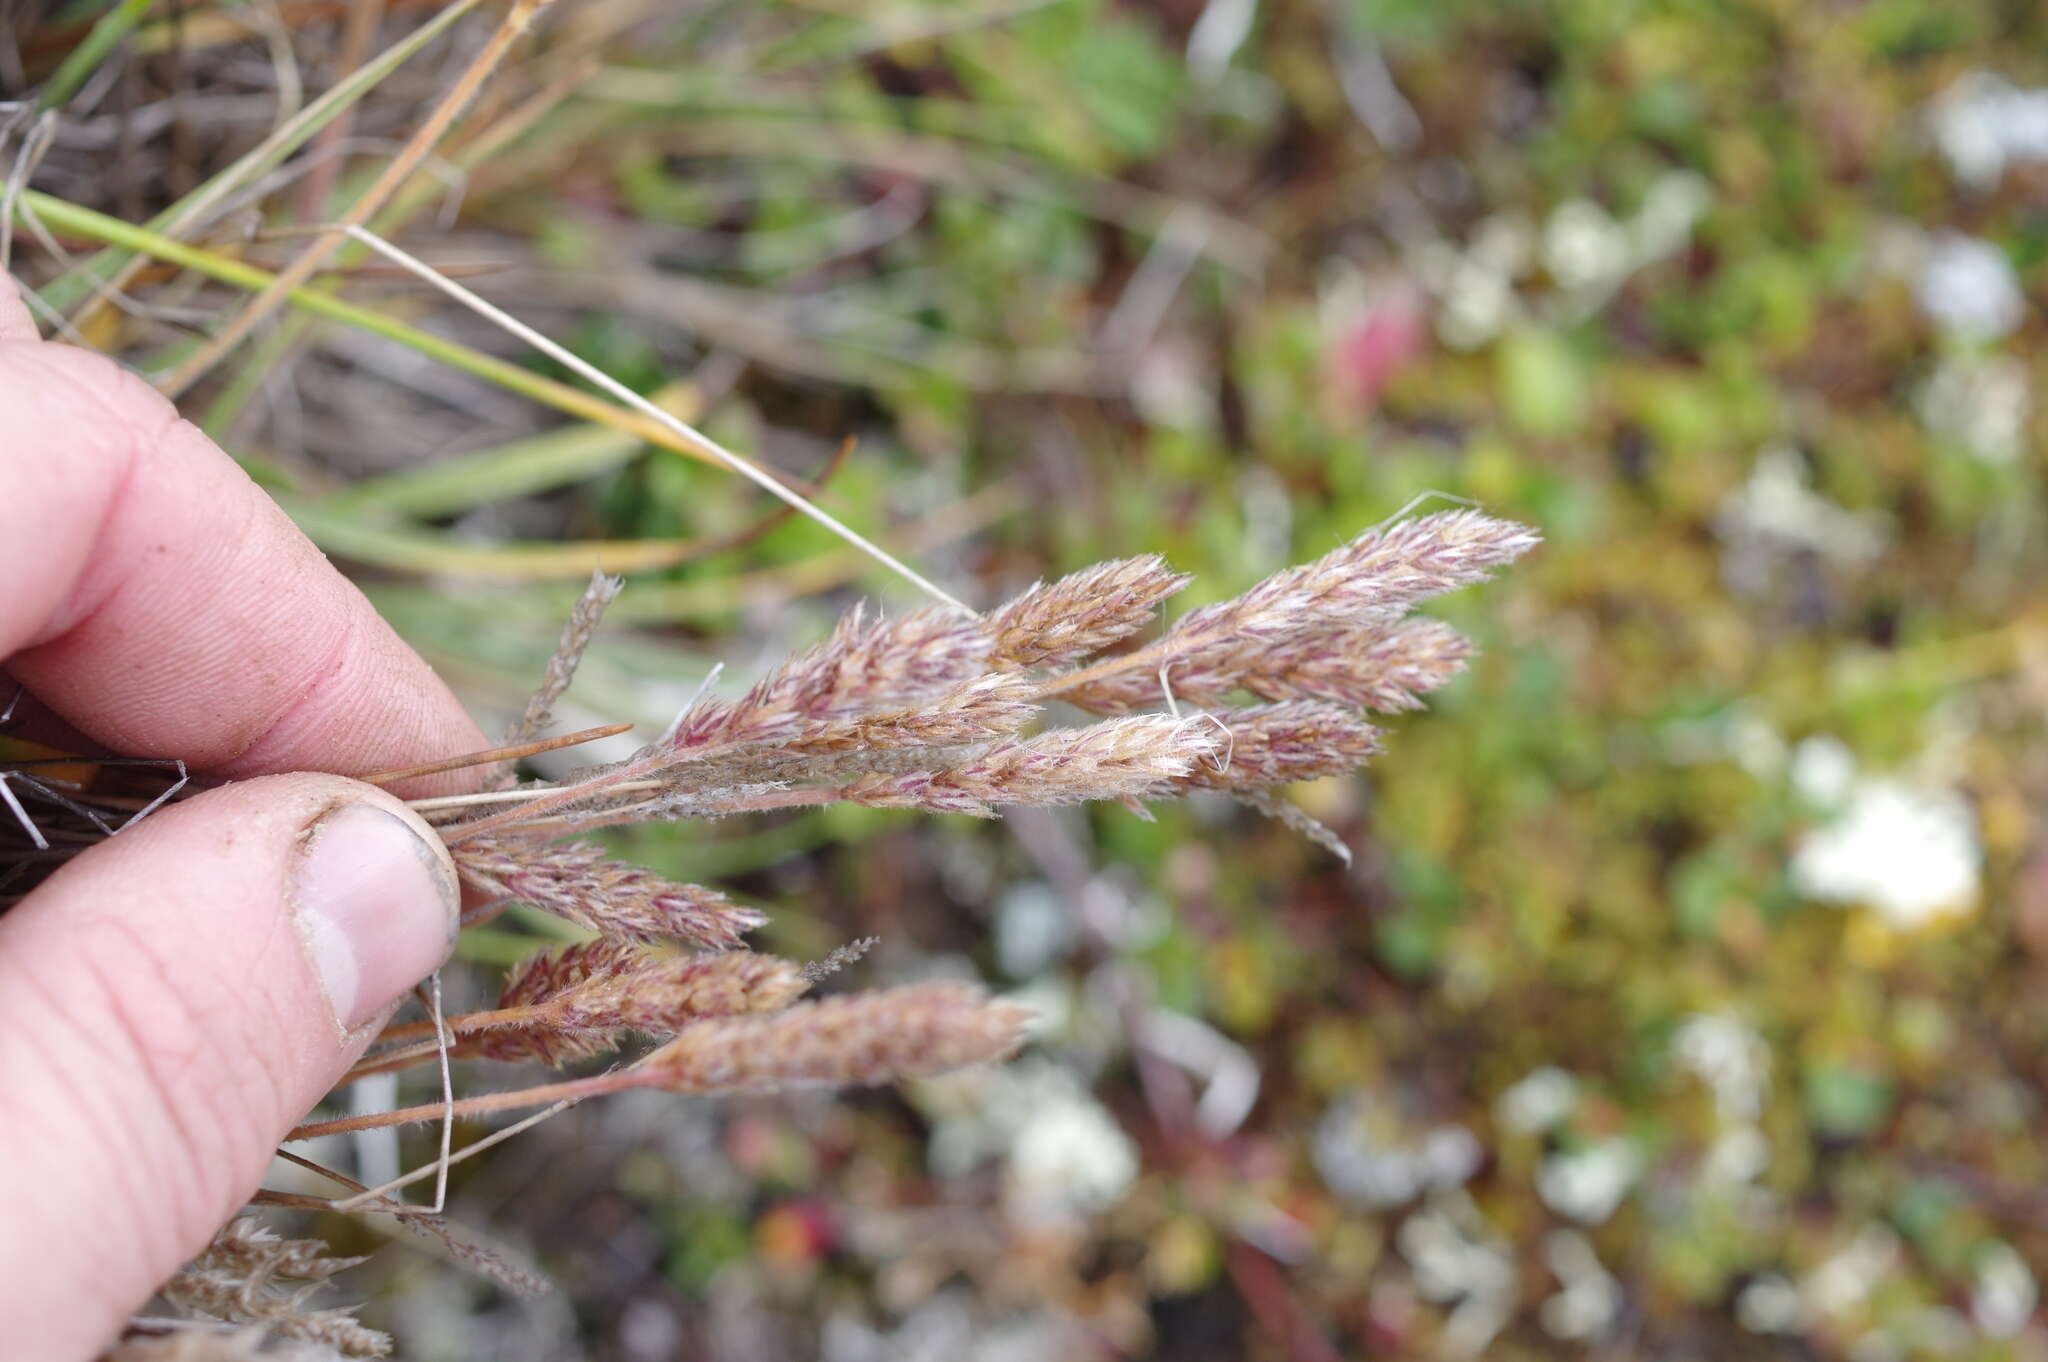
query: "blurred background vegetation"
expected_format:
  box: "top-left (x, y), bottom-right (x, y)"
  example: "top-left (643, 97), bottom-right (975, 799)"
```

top-left (9, 0), bottom-right (2048, 1357)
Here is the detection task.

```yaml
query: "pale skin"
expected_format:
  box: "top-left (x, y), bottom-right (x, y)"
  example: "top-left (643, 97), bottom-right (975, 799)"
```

top-left (0, 274), bottom-right (488, 1358)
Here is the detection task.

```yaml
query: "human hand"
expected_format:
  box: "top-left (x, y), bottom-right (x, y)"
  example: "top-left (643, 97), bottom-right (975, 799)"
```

top-left (0, 275), bottom-right (488, 1358)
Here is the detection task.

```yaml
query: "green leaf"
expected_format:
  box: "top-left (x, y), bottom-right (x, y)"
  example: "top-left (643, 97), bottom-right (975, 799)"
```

top-left (1499, 327), bottom-right (1593, 439)
top-left (1803, 1062), bottom-right (1894, 1139)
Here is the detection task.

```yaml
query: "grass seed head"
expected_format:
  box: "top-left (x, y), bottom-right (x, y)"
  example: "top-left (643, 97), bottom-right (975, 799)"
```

top-left (1061, 511), bottom-right (1536, 713)
top-left (161, 1220), bottom-right (387, 1358)
top-left (667, 604), bottom-right (990, 751)
top-left (842, 714), bottom-right (1222, 816)
top-left (638, 982), bottom-right (1033, 1093)
top-left (454, 839), bottom-right (767, 948)
top-left (483, 944), bottom-right (808, 1063)
top-left (1161, 702), bottom-right (1384, 792)
top-left (780, 671), bottom-right (1041, 754)
top-left (984, 554), bottom-right (1190, 669)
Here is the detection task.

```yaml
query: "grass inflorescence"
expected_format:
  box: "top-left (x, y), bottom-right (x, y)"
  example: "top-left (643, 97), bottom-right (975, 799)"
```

top-left (0, 509), bottom-right (1533, 1357)
top-left (0, 8), bottom-right (1546, 1354)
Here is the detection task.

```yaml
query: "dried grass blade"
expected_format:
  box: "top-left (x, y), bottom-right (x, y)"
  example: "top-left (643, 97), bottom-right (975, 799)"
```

top-left (354, 724), bottom-right (632, 787)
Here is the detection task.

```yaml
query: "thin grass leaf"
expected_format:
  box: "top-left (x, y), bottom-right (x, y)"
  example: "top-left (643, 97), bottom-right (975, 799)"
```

top-left (32, 0), bottom-right (161, 112)
top-left (320, 393), bottom-right (691, 518)
top-left (18, 190), bottom-right (743, 473)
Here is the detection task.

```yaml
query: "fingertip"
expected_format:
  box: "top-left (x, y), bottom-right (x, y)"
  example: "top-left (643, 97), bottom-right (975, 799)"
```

top-left (0, 772), bottom-right (459, 1355)
top-left (291, 790), bottom-right (462, 1033)
top-left (0, 272), bottom-right (44, 343)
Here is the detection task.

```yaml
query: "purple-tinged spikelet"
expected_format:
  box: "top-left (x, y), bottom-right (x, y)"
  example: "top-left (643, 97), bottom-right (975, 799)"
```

top-left (638, 982), bottom-right (1032, 1092)
top-left (1057, 512), bottom-right (1535, 712)
top-left (842, 715), bottom-right (1221, 816)
top-left (1244, 616), bottom-right (1473, 712)
top-left (983, 554), bottom-right (1189, 670)
top-left (480, 943), bottom-right (808, 1064)
top-left (666, 605), bottom-right (989, 751)
top-left (781, 671), bottom-right (1040, 753)
top-left (454, 839), bottom-right (767, 948)
top-left (1161, 702), bottom-right (1383, 791)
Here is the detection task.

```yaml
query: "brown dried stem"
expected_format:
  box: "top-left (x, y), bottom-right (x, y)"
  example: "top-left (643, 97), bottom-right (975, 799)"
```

top-left (360, 723), bottom-right (632, 786)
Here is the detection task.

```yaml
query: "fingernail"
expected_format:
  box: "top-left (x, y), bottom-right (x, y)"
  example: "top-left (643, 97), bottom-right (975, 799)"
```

top-left (291, 803), bottom-right (459, 1032)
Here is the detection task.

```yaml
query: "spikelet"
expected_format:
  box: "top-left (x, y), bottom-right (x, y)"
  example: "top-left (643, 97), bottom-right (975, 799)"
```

top-left (552, 951), bottom-right (808, 1031)
top-left (803, 935), bottom-right (882, 982)
top-left (474, 939), bottom-right (641, 1064)
top-left (983, 554), bottom-right (1189, 669)
top-left (454, 839), bottom-right (766, 948)
top-left (780, 671), bottom-right (1040, 753)
top-left (637, 982), bottom-right (1032, 1092)
top-left (102, 1332), bottom-right (348, 1362)
top-left (1241, 616), bottom-right (1473, 713)
top-left (381, 1212), bottom-right (551, 1299)
top-left (495, 938), bottom-right (640, 1011)
top-left (504, 572), bottom-right (622, 747)
top-left (666, 604), bottom-right (989, 751)
top-left (162, 1220), bottom-right (388, 1358)
top-left (1237, 788), bottom-right (1356, 865)
top-left (1163, 702), bottom-right (1383, 792)
top-left (1229, 509), bottom-right (1540, 626)
top-left (1060, 512), bottom-right (1535, 712)
top-left (480, 944), bottom-right (809, 1064)
top-left (842, 715), bottom-right (1221, 816)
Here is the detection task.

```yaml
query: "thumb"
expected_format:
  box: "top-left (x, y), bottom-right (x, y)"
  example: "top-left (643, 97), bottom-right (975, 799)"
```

top-left (0, 772), bottom-right (460, 1358)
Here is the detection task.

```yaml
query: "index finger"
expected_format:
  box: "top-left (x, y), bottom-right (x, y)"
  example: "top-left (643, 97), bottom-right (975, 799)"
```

top-left (0, 276), bottom-right (486, 794)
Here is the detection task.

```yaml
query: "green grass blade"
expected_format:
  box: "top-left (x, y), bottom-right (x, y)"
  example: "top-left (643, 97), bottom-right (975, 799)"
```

top-left (279, 495), bottom-right (719, 580)
top-left (324, 384), bottom-right (697, 518)
top-left (34, 0), bottom-right (160, 112)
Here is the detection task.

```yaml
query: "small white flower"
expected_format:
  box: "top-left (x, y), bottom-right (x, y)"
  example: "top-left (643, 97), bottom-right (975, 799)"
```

top-left (1916, 353), bottom-right (2032, 465)
top-left (1543, 199), bottom-right (1630, 297)
top-left (1009, 1093), bottom-right (1137, 1220)
top-left (1790, 735), bottom-right (1859, 810)
top-left (1673, 1013), bottom-right (1771, 1124)
top-left (1927, 71), bottom-right (2048, 190)
top-left (1738, 1274), bottom-right (1803, 1334)
top-left (1915, 233), bottom-right (2025, 340)
top-left (1792, 778), bottom-right (1981, 930)
top-left (1537, 1139), bottom-right (1640, 1225)
top-left (994, 882), bottom-right (1075, 978)
top-left (1540, 1231), bottom-right (1621, 1341)
top-left (1805, 1224), bottom-right (1900, 1320)
top-left (1496, 1066), bottom-right (1579, 1135)
top-left (1701, 1126), bottom-right (1772, 1186)
top-left (1729, 712), bottom-right (1788, 779)
top-left (1628, 171), bottom-right (1713, 265)
top-left (923, 1058), bottom-right (1138, 1225)
top-left (1437, 258), bottom-right (1520, 349)
top-left (1973, 1240), bottom-right (2037, 1339)
top-left (1315, 1092), bottom-right (1481, 1208)
top-left (1470, 211), bottom-right (1536, 276)
top-left (1715, 446), bottom-right (1889, 594)
top-left (1397, 1193), bottom-right (1516, 1357)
